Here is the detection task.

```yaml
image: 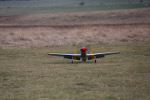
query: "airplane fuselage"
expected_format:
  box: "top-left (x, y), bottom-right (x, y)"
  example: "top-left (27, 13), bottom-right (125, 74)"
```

top-left (80, 47), bottom-right (87, 62)
top-left (81, 53), bottom-right (87, 61)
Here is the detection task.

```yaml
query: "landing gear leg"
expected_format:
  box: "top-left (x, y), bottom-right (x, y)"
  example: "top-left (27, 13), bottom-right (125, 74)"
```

top-left (72, 57), bottom-right (74, 63)
top-left (94, 56), bottom-right (96, 63)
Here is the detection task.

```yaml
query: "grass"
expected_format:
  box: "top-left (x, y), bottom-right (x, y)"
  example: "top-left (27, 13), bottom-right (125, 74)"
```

top-left (0, 4), bottom-right (150, 15)
top-left (0, 41), bottom-right (150, 100)
top-left (0, 0), bottom-right (150, 15)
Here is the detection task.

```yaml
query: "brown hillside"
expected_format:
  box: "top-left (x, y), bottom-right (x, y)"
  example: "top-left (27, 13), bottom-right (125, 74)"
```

top-left (0, 8), bottom-right (150, 48)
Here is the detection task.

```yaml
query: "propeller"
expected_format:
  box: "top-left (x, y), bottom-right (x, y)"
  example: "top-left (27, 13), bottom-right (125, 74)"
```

top-left (74, 41), bottom-right (93, 54)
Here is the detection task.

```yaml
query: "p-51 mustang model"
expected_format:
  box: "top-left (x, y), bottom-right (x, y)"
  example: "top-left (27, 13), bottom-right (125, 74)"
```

top-left (48, 47), bottom-right (120, 63)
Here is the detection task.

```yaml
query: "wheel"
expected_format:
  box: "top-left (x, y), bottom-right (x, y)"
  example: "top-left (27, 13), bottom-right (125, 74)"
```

top-left (94, 59), bottom-right (96, 63)
top-left (94, 56), bottom-right (96, 63)
top-left (72, 57), bottom-right (74, 63)
top-left (72, 60), bottom-right (74, 63)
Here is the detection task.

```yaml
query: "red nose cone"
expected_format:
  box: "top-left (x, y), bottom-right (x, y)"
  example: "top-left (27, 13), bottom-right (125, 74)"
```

top-left (81, 47), bottom-right (87, 53)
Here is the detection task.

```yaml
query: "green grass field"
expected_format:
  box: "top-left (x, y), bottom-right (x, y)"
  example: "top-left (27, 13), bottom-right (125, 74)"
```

top-left (0, 41), bottom-right (150, 100)
top-left (0, 0), bottom-right (150, 15)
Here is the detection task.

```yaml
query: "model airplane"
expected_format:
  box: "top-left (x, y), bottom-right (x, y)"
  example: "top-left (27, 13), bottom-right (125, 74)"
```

top-left (48, 47), bottom-right (120, 63)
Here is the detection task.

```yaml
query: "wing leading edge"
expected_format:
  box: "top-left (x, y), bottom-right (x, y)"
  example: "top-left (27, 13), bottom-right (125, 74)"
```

top-left (48, 53), bottom-right (81, 60)
top-left (87, 51), bottom-right (120, 60)
top-left (48, 51), bottom-right (120, 60)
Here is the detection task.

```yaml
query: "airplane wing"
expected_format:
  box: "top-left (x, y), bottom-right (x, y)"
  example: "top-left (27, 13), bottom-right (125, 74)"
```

top-left (87, 52), bottom-right (120, 60)
top-left (48, 53), bottom-right (81, 60)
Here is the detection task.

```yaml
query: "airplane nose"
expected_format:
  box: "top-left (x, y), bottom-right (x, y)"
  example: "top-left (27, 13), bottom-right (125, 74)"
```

top-left (81, 47), bottom-right (87, 53)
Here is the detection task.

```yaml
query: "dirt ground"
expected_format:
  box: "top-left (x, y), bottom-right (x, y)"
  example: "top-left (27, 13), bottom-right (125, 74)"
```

top-left (0, 8), bottom-right (150, 48)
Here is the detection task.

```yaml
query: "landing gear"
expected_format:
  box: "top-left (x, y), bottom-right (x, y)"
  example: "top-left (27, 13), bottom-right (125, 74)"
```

top-left (94, 59), bottom-right (96, 63)
top-left (72, 59), bottom-right (74, 63)
top-left (72, 57), bottom-right (74, 63)
top-left (94, 56), bottom-right (96, 63)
